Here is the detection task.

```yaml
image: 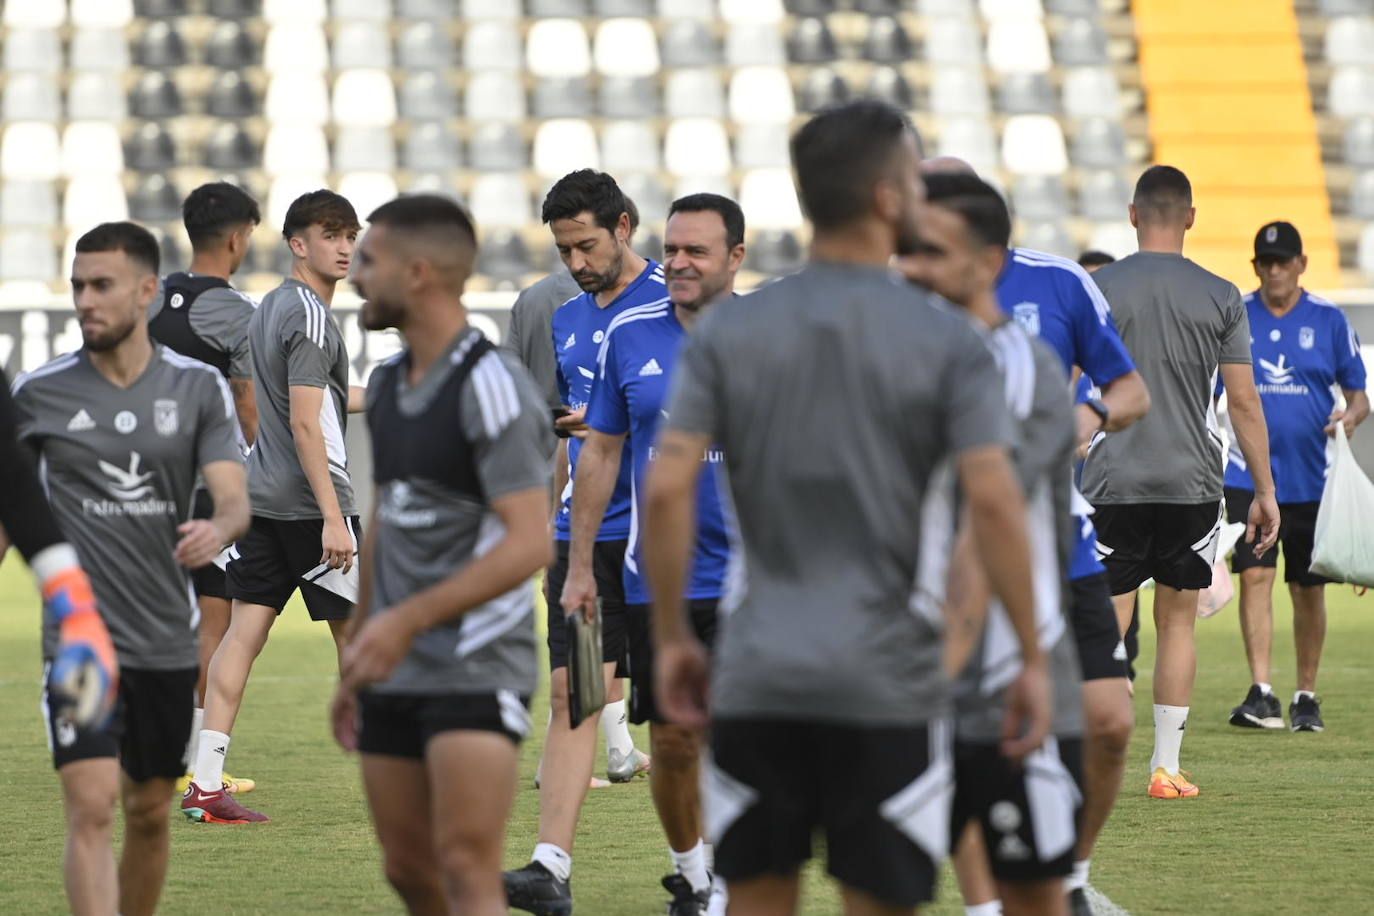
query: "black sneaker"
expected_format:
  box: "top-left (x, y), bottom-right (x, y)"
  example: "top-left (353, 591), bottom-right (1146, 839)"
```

top-left (1228, 684), bottom-right (1284, 729)
top-left (1290, 694), bottom-right (1325, 732)
top-left (504, 861), bottom-right (573, 916)
top-left (1069, 886), bottom-right (1094, 916)
top-left (661, 873), bottom-right (710, 916)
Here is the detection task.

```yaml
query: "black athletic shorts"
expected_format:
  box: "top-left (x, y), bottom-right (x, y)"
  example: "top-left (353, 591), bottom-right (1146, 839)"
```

top-left (544, 538), bottom-right (628, 673)
top-left (189, 489), bottom-right (229, 600)
top-left (43, 665), bottom-right (196, 782)
top-left (358, 690), bottom-right (533, 757)
top-left (625, 598), bottom-right (719, 725)
top-left (1069, 573), bottom-right (1128, 681)
top-left (1093, 501), bottom-right (1223, 593)
top-left (1224, 488), bottom-right (1330, 587)
top-left (951, 737), bottom-right (1084, 883)
top-left (224, 515), bottom-right (362, 621)
top-left (709, 718), bottom-right (949, 908)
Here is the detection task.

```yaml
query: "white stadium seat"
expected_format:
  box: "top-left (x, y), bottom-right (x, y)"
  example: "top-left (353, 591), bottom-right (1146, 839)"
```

top-left (69, 0), bottom-right (132, 27)
top-left (734, 122), bottom-right (791, 169)
top-left (338, 173), bottom-right (399, 222)
top-left (930, 66), bottom-right (991, 115)
top-left (469, 174), bottom-right (532, 228)
top-left (464, 21), bottom-right (522, 71)
top-left (61, 122), bottom-right (124, 177)
top-left (979, 0), bottom-right (1044, 18)
top-left (264, 0), bottom-right (328, 24)
top-left (664, 118), bottom-right (733, 178)
top-left (739, 168), bottom-right (803, 230)
top-left (62, 175), bottom-right (128, 230)
top-left (594, 19), bottom-right (661, 77)
top-left (1330, 66), bottom-right (1374, 117)
top-left (462, 0), bottom-right (522, 18)
top-left (533, 119), bottom-right (601, 178)
top-left (526, 19), bottom-right (592, 78)
top-left (1, 123), bottom-right (61, 180)
top-left (264, 23), bottom-right (329, 72)
top-left (601, 121), bottom-right (661, 173)
top-left (1, 181), bottom-right (58, 228)
top-left (263, 124), bottom-right (331, 176)
top-left (939, 116), bottom-right (1000, 174)
top-left (925, 17), bottom-right (984, 66)
top-left (5, 28), bottom-right (63, 71)
top-left (4, 1), bottom-right (65, 28)
top-left (1063, 66), bottom-right (1122, 118)
top-left (1001, 115), bottom-right (1068, 175)
top-left (0, 231), bottom-right (58, 281)
top-left (465, 72), bottom-right (528, 121)
top-left (332, 70), bottom-right (398, 127)
top-left (3, 72), bottom-right (61, 121)
top-left (665, 69), bottom-right (725, 118)
top-left (265, 73), bottom-right (331, 124)
top-left (986, 17), bottom-right (1052, 74)
top-left (268, 173), bottom-right (330, 229)
top-left (1326, 16), bottom-right (1374, 67)
top-left (333, 0), bottom-right (393, 19)
top-left (333, 127), bottom-right (397, 173)
top-left (333, 21), bottom-right (392, 69)
top-left (67, 71), bottom-right (128, 121)
top-left (728, 67), bottom-right (796, 123)
top-left (1087, 221), bottom-right (1139, 259)
top-left (719, 0), bottom-right (785, 23)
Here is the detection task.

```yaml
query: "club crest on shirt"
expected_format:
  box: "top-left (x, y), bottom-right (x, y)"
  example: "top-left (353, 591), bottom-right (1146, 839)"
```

top-left (154, 399), bottom-right (178, 437)
top-left (1299, 326), bottom-right (1315, 350)
top-left (1011, 302), bottom-right (1040, 336)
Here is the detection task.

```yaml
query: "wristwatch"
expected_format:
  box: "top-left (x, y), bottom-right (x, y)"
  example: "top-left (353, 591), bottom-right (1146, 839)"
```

top-left (1085, 398), bottom-right (1109, 429)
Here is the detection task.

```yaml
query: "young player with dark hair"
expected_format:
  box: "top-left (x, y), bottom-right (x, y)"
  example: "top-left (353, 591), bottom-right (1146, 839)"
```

top-left (12, 221), bottom-right (248, 914)
top-left (185, 190), bottom-right (366, 824)
top-left (147, 180), bottom-right (261, 795)
top-left (1084, 166), bottom-right (1280, 799)
top-left (333, 194), bottom-right (554, 915)
top-left (641, 100), bottom-right (1049, 916)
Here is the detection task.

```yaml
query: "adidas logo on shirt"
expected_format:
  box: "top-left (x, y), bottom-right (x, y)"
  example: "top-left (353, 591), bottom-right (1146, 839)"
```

top-left (67, 409), bottom-right (96, 432)
top-left (563, 333), bottom-right (576, 349)
top-left (639, 358), bottom-right (663, 377)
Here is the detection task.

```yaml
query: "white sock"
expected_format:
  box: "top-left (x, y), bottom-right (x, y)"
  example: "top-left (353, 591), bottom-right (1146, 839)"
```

top-left (1068, 858), bottom-right (1090, 892)
top-left (1151, 705), bottom-right (1189, 774)
top-left (183, 707), bottom-right (204, 769)
top-left (965, 902), bottom-right (1002, 916)
top-left (601, 699), bottom-right (635, 759)
top-left (1257, 682), bottom-right (1273, 696)
top-left (192, 729), bottom-right (230, 792)
top-left (533, 843), bottom-right (572, 882)
top-left (703, 842), bottom-right (714, 872)
top-left (1295, 689), bottom-right (1315, 703)
top-left (671, 839), bottom-right (711, 893)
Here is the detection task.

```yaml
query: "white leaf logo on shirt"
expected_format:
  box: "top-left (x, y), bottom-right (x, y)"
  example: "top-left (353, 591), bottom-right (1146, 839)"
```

top-left (1260, 354), bottom-right (1294, 385)
top-left (98, 452), bottom-right (155, 500)
top-left (577, 366), bottom-right (595, 379)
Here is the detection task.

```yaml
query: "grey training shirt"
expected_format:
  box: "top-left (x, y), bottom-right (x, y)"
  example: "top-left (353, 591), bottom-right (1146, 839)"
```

top-left (14, 346), bottom-right (245, 670)
top-left (245, 277), bottom-right (358, 520)
top-left (504, 271), bottom-right (583, 414)
top-left (1081, 252), bottom-right (1251, 505)
top-left (148, 277), bottom-right (257, 380)
top-left (664, 262), bottom-right (1016, 727)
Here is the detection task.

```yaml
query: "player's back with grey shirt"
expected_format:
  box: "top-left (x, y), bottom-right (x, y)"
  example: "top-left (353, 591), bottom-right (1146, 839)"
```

top-left (366, 328), bottom-right (553, 696)
top-left (503, 271), bottom-right (582, 414)
top-left (664, 262), bottom-right (1015, 727)
top-left (954, 323), bottom-right (1083, 742)
top-left (246, 277), bottom-right (357, 519)
top-left (148, 277), bottom-right (257, 380)
top-left (1081, 252), bottom-right (1250, 505)
top-left (13, 346), bottom-right (245, 669)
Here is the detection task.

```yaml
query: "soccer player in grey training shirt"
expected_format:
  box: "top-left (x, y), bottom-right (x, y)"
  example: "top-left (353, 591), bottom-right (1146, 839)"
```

top-left (334, 194), bottom-right (553, 915)
top-left (1082, 166), bottom-right (1280, 800)
top-left (147, 180), bottom-right (261, 794)
top-left (642, 100), bottom-right (1051, 916)
top-left (12, 222), bottom-right (248, 916)
top-left (905, 172), bottom-right (1086, 916)
top-left (188, 190), bottom-right (367, 824)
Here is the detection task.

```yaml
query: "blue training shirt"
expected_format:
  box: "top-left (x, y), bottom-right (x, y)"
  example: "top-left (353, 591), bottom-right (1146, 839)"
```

top-left (997, 248), bottom-right (1136, 580)
top-left (1218, 290), bottom-right (1366, 503)
top-left (585, 303), bottom-right (730, 605)
top-left (551, 260), bottom-right (667, 541)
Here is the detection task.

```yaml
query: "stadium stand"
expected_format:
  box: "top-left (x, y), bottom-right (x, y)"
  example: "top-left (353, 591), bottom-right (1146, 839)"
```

top-left (0, 0), bottom-right (1369, 292)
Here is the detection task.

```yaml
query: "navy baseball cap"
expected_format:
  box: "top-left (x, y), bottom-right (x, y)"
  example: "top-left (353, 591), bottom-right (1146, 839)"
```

top-left (1254, 221), bottom-right (1302, 259)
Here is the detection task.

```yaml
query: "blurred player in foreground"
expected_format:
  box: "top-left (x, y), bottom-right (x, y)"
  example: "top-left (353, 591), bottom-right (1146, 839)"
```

top-left (335, 194), bottom-right (553, 916)
top-left (13, 222), bottom-right (248, 915)
top-left (643, 100), bottom-right (1049, 916)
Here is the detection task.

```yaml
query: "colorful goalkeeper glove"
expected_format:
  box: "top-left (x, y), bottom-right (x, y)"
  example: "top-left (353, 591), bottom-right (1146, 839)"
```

top-left (43, 565), bottom-right (118, 729)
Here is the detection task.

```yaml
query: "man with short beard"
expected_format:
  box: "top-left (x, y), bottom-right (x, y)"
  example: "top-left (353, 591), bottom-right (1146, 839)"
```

top-left (563, 193), bottom-right (745, 916)
top-left (333, 194), bottom-right (554, 916)
top-left (505, 169), bottom-right (664, 916)
top-left (10, 221), bottom-right (248, 915)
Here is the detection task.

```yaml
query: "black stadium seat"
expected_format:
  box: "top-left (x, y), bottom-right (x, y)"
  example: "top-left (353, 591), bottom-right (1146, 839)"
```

top-left (798, 68), bottom-right (849, 112)
top-left (206, 71), bottom-right (260, 118)
top-left (130, 174), bottom-right (182, 223)
top-left (135, 0), bottom-right (189, 15)
top-left (205, 21), bottom-right (259, 69)
top-left (206, 0), bottom-right (260, 17)
top-left (788, 17), bottom-right (838, 65)
top-left (126, 122), bottom-right (178, 172)
top-left (862, 16), bottom-right (913, 64)
top-left (203, 122), bottom-right (260, 171)
top-left (135, 21), bottom-right (187, 68)
top-left (866, 65), bottom-right (914, 110)
top-left (129, 71), bottom-right (184, 118)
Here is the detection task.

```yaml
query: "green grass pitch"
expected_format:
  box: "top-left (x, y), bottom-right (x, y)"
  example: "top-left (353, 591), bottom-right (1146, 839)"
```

top-left (1, 558), bottom-right (1372, 914)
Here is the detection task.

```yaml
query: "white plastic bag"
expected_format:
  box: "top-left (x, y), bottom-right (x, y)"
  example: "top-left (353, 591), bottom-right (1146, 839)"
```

top-left (1198, 522), bottom-right (1246, 619)
top-left (1309, 424), bottom-right (1374, 587)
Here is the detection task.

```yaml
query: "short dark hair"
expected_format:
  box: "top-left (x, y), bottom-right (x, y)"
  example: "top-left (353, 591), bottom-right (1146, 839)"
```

top-left (1132, 165), bottom-right (1192, 222)
top-left (790, 100), bottom-right (916, 230)
top-left (183, 182), bottom-right (260, 248)
top-left (366, 193), bottom-right (478, 250)
top-left (624, 194), bottom-right (640, 233)
top-left (667, 193), bottom-right (746, 249)
top-left (920, 172), bottom-right (1012, 249)
top-left (1078, 250), bottom-right (1116, 269)
top-left (541, 169), bottom-right (629, 233)
top-left (282, 189), bottom-right (361, 240)
top-left (74, 221), bottom-right (160, 275)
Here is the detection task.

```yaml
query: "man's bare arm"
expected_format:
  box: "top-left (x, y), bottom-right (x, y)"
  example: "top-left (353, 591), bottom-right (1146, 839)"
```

top-left (563, 429), bottom-right (627, 616)
top-left (229, 377), bottom-right (258, 446)
top-left (1220, 362), bottom-right (1280, 555)
top-left (1077, 370), bottom-right (1150, 447)
top-left (942, 525), bottom-right (990, 678)
top-left (1329, 388), bottom-right (1371, 439)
